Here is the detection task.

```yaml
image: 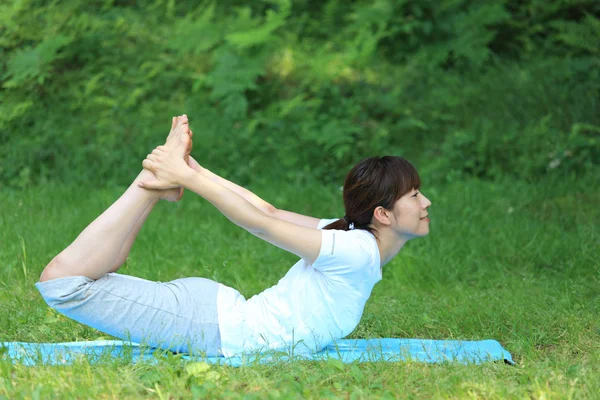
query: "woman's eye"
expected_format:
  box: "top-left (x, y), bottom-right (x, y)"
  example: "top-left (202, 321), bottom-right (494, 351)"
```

top-left (412, 192), bottom-right (419, 197)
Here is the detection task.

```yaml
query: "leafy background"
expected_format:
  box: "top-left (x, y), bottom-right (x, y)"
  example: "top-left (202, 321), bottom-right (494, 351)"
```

top-left (1, 0), bottom-right (598, 187)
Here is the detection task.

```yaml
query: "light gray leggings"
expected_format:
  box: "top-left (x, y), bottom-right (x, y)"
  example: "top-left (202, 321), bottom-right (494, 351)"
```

top-left (35, 273), bottom-right (222, 356)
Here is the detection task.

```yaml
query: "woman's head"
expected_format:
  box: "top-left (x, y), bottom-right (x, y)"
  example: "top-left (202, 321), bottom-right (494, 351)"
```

top-left (324, 156), bottom-right (431, 240)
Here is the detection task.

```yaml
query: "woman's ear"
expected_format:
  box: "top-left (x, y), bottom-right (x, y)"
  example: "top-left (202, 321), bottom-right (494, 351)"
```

top-left (373, 206), bottom-right (391, 226)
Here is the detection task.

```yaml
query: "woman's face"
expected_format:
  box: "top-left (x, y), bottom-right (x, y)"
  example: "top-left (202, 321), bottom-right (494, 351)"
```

top-left (390, 188), bottom-right (432, 239)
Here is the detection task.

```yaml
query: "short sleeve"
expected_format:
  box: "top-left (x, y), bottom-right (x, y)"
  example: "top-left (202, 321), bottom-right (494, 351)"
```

top-left (317, 218), bottom-right (339, 230)
top-left (311, 229), bottom-right (375, 275)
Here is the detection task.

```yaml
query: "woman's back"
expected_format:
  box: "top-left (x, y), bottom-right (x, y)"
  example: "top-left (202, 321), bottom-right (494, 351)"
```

top-left (217, 221), bottom-right (381, 356)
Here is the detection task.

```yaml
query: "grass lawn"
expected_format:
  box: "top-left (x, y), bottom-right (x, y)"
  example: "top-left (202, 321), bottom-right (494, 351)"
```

top-left (0, 172), bottom-right (598, 399)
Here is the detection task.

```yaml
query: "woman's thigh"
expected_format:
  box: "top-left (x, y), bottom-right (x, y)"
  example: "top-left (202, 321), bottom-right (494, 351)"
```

top-left (35, 273), bottom-right (222, 355)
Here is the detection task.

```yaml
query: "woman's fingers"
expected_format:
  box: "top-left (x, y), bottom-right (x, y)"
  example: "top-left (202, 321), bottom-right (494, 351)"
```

top-left (147, 153), bottom-right (158, 162)
top-left (142, 159), bottom-right (154, 171)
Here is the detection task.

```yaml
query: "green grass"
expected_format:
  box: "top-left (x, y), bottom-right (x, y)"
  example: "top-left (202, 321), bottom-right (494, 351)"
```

top-left (0, 173), bottom-right (598, 399)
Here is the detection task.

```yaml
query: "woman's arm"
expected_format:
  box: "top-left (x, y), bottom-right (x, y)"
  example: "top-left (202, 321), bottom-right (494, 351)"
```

top-left (189, 157), bottom-right (274, 214)
top-left (185, 171), bottom-right (271, 233)
top-left (141, 148), bottom-right (323, 263)
top-left (183, 170), bottom-right (323, 263)
top-left (189, 156), bottom-right (320, 229)
top-left (269, 209), bottom-right (321, 229)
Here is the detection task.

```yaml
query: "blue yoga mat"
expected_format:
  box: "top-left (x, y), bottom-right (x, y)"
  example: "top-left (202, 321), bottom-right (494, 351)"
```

top-left (1, 338), bottom-right (514, 366)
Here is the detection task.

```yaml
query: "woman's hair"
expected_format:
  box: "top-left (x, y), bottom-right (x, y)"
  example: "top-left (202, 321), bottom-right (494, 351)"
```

top-left (323, 156), bottom-right (420, 238)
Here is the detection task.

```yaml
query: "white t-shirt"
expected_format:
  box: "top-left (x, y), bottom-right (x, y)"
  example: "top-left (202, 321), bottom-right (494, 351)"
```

top-left (215, 218), bottom-right (382, 357)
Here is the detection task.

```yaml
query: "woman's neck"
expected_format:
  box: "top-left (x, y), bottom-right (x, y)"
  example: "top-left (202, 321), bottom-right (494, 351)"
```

top-left (374, 228), bottom-right (408, 268)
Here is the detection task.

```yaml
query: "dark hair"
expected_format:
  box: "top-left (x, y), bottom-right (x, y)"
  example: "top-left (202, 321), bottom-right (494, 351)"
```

top-left (323, 156), bottom-right (421, 239)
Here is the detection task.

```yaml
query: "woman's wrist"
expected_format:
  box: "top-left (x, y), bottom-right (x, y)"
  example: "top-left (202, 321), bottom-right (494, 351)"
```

top-left (200, 168), bottom-right (222, 185)
top-left (178, 168), bottom-right (199, 187)
top-left (190, 162), bottom-right (205, 174)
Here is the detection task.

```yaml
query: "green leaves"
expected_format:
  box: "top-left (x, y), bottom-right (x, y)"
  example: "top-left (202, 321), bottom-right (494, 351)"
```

top-left (206, 47), bottom-right (265, 118)
top-left (3, 34), bottom-right (73, 89)
top-left (0, 0), bottom-right (597, 187)
top-left (551, 12), bottom-right (600, 55)
top-left (225, 0), bottom-right (290, 49)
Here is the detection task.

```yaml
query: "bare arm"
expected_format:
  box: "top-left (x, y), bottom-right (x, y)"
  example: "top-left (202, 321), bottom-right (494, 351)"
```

top-left (188, 156), bottom-right (320, 228)
top-left (182, 170), bottom-right (323, 263)
top-left (269, 209), bottom-right (321, 229)
top-left (141, 150), bottom-right (323, 263)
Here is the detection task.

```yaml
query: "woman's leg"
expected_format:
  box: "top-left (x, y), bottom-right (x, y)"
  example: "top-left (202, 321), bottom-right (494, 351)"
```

top-left (36, 273), bottom-right (222, 355)
top-left (39, 171), bottom-right (163, 281)
top-left (107, 194), bottom-right (157, 274)
top-left (109, 122), bottom-right (195, 273)
top-left (39, 116), bottom-right (192, 282)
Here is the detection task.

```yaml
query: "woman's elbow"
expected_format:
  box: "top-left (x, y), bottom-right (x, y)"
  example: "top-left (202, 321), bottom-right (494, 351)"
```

top-left (264, 203), bottom-right (278, 217)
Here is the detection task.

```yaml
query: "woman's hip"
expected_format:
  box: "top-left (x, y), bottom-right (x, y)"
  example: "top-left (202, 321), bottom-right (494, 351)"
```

top-left (35, 273), bottom-right (222, 355)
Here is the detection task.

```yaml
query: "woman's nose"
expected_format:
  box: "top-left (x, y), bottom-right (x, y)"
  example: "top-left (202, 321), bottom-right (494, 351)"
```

top-left (422, 196), bottom-right (432, 208)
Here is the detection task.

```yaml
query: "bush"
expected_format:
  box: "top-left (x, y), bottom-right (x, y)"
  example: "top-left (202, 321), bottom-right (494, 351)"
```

top-left (423, 56), bottom-right (600, 182)
top-left (439, 117), bottom-right (600, 182)
top-left (0, 0), bottom-right (598, 188)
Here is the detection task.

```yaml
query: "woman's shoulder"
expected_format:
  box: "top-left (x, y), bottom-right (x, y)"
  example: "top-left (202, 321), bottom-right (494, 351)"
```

top-left (314, 226), bottom-right (379, 271)
top-left (317, 218), bottom-right (339, 229)
top-left (343, 229), bottom-right (379, 260)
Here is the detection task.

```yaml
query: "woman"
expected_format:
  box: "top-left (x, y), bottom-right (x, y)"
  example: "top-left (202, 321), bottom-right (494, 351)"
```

top-left (37, 115), bottom-right (432, 357)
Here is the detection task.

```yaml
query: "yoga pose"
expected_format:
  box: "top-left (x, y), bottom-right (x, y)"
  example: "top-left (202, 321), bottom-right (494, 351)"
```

top-left (37, 115), bottom-right (431, 357)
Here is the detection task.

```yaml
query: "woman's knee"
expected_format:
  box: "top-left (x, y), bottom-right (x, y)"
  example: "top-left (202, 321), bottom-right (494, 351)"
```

top-left (39, 255), bottom-right (82, 283)
top-left (35, 268), bottom-right (96, 310)
top-left (39, 257), bottom-right (63, 283)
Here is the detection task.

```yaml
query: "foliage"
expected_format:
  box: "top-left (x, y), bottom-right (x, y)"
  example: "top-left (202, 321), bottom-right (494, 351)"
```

top-left (0, 0), bottom-right (598, 187)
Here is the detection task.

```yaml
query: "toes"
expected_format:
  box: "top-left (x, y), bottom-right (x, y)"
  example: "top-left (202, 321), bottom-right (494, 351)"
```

top-left (174, 115), bottom-right (186, 131)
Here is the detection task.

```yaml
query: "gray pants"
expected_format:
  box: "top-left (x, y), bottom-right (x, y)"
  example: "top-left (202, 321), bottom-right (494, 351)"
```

top-left (35, 273), bottom-right (222, 356)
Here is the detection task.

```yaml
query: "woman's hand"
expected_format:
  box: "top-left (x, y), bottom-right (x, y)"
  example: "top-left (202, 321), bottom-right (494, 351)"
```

top-left (139, 146), bottom-right (195, 190)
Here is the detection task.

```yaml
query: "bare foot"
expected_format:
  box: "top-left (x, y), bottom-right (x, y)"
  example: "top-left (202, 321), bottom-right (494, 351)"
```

top-left (165, 115), bottom-right (193, 160)
top-left (164, 115), bottom-right (193, 201)
top-left (138, 116), bottom-right (193, 202)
